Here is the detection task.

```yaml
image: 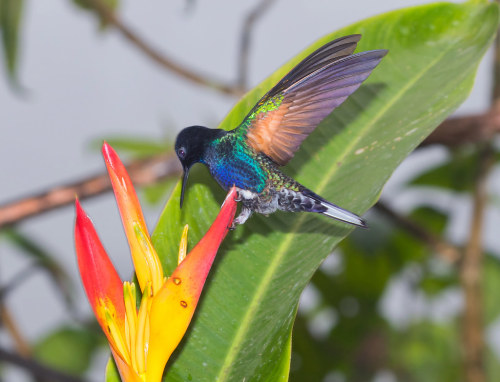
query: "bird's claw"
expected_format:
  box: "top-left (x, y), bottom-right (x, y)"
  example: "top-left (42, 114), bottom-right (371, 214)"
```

top-left (229, 217), bottom-right (243, 230)
top-left (234, 190), bottom-right (242, 202)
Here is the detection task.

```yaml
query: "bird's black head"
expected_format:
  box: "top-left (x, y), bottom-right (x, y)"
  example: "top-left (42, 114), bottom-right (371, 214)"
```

top-left (174, 125), bottom-right (224, 208)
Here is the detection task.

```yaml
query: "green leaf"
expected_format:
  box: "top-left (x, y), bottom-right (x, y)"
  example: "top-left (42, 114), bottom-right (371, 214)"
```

top-left (411, 148), bottom-right (500, 192)
top-left (0, 0), bottom-right (24, 83)
top-left (409, 207), bottom-right (449, 235)
top-left (105, 359), bottom-right (121, 382)
top-left (389, 321), bottom-right (462, 382)
top-left (107, 2), bottom-right (498, 381)
top-left (143, 177), bottom-right (177, 205)
top-left (486, 346), bottom-right (500, 382)
top-left (391, 314), bottom-right (500, 382)
top-left (419, 272), bottom-right (457, 296)
top-left (34, 326), bottom-right (104, 376)
top-left (483, 255), bottom-right (500, 324)
top-left (91, 136), bottom-right (171, 158)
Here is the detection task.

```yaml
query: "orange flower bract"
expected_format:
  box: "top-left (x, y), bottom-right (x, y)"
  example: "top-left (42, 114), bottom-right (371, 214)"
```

top-left (75, 142), bottom-right (237, 381)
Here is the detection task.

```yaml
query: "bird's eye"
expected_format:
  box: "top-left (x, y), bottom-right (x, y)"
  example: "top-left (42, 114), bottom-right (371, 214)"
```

top-left (177, 147), bottom-right (186, 159)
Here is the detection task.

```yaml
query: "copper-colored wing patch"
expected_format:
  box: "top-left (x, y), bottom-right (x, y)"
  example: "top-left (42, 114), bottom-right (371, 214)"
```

top-left (247, 101), bottom-right (292, 166)
top-left (246, 48), bottom-right (387, 166)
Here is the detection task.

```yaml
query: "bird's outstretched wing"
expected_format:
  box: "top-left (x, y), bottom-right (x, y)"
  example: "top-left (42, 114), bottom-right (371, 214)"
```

top-left (237, 34), bottom-right (387, 166)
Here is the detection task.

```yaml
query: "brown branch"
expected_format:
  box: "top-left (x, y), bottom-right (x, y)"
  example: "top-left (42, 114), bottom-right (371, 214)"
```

top-left (374, 201), bottom-right (461, 264)
top-left (0, 154), bottom-right (181, 229)
top-left (459, 13), bottom-right (500, 381)
top-left (0, 346), bottom-right (88, 382)
top-left (81, 0), bottom-right (243, 97)
top-left (237, 0), bottom-right (277, 89)
top-left (460, 145), bottom-right (494, 382)
top-left (0, 303), bottom-right (31, 356)
top-left (420, 104), bottom-right (500, 148)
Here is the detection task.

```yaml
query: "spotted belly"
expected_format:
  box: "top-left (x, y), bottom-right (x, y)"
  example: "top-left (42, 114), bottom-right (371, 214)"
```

top-left (237, 187), bottom-right (318, 215)
top-left (237, 188), bottom-right (279, 215)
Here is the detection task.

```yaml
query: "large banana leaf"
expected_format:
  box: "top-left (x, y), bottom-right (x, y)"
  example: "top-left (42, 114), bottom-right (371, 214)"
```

top-left (107, 1), bottom-right (499, 381)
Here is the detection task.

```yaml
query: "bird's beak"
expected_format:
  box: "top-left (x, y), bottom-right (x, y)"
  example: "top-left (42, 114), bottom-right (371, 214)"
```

top-left (180, 166), bottom-right (190, 208)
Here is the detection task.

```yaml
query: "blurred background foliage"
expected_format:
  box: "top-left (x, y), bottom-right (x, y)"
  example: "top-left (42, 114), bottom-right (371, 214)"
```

top-left (1, 0), bottom-right (500, 382)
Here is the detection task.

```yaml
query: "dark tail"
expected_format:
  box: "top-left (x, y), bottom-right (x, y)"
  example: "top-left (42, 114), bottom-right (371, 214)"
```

top-left (303, 190), bottom-right (367, 228)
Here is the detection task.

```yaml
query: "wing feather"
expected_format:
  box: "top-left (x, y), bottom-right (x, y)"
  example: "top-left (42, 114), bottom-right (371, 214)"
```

top-left (239, 35), bottom-right (386, 165)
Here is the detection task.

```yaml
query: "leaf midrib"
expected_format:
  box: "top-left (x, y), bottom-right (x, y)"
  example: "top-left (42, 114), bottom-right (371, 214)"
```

top-left (215, 31), bottom-right (468, 382)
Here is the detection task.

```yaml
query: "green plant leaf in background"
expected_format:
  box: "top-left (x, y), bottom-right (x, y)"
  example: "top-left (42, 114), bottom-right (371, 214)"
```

top-left (411, 148), bottom-right (500, 192)
top-left (389, 321), bottom-right (462, 382)
top-left (106, 1), bottom-right (499, 381)
top-left (93, 136), bottom-right (171, 158)
top-left (0, 0), bottom-right (24, 84)
top-left (483, 255), bottom-right (500, 325)
top-left (34, 326), bottom-right (105, 376)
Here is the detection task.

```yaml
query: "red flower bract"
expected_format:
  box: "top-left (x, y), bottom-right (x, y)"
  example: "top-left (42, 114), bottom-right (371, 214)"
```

top-left (74, 142), bottom-right (237, 381)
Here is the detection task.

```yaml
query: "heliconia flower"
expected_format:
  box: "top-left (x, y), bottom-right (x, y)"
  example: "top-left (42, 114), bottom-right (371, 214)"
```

top-left (75, 142), bottom-right (237, 382)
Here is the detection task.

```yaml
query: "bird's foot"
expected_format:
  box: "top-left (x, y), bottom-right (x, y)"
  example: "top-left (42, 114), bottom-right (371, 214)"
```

top-left (230, 207), bottom-right (253, 230)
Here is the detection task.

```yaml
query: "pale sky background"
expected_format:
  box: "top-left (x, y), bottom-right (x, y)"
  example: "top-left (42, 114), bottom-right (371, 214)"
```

top-left (0, 0), bottom-right (494, 381)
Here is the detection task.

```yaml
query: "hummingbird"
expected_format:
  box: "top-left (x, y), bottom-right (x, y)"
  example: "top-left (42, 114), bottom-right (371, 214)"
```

top-left (175, 35), bottom-right (386, 228)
